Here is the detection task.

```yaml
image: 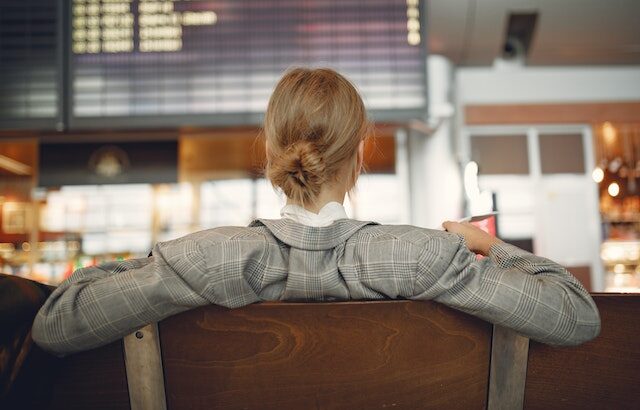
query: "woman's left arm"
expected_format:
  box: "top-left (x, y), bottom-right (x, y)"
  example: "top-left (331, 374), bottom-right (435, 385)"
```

top-left (411, 222), bottom-right (601, 346)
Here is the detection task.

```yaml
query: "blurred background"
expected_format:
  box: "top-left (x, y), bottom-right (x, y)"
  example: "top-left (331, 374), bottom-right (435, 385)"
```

top-left (0, 0), bottom-right (638, 293)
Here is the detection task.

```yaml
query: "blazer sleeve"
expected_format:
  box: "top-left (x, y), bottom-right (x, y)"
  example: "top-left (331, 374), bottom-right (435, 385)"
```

top-left (411, 235), bottom-right (601, 346)
top-left (32, 238), bottom-right (213, 356)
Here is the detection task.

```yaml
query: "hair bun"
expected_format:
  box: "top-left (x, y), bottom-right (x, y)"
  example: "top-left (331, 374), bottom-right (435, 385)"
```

top-left (270, 140), bottom-right (326, 206)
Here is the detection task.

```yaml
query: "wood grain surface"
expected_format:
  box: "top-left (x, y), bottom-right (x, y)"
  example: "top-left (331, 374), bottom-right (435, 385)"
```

top-left (524, 294), bottom-right (640, 410)
top-left (464, 102), bottom-right (640, 125)
top-left (159, 300), bottom-right (493, 410)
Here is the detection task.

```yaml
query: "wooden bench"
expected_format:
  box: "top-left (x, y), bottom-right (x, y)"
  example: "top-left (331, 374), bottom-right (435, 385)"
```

top-left (18, 295), bottom-right (640, 409)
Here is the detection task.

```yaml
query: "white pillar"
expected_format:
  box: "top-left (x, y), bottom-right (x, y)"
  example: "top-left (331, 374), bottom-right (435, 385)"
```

top-left (407, 55), bottom-right (463, 228)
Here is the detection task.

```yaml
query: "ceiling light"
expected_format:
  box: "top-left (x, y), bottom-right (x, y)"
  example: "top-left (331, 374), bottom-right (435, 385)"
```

top-left (0, 154), bottom-right (31, 175)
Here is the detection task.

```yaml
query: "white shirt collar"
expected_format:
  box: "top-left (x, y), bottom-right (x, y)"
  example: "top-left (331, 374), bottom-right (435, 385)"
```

top-left (280, 201), bottom-right (349, 227)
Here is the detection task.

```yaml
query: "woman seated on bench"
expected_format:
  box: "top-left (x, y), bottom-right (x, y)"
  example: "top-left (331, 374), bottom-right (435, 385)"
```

top-left (32, 68), bottom-right (601, 356)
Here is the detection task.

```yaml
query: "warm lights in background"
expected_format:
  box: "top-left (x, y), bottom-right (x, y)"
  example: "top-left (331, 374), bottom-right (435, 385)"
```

top-left (593, 122), bottom-right (640, 199)
top-left (608, 182), bottom-right (620, 197)
top-left (601, 241), bottom-right (640, 292)
top-left (592, 166), bottom-right (604, 183)
top-left (595, 122), bottom-right (640, 269)
top-left (602, 121), bottom-right (617, 145)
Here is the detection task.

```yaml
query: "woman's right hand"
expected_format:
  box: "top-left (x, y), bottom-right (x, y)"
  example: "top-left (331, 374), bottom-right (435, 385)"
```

top-left (442, 221), bottom-right (502, 256)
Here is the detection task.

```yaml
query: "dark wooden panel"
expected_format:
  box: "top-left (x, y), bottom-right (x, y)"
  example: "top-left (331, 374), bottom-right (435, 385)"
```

top-left (566, 266), bottom-right (592, 292)
top-left (160, 301), bottom-right (492, 410)
top-left (179, 126), bottom-right (396, 182)
top-left (465, 102), bottom-right (640, 125)
top-left (524, 294), bottom-right (640, 410)
top-left (48, 340), bottom-right (130, 410)
top-left (39, 141), bottom-right (178, 187)
top-left (0, 139), bottom-right (37, 177)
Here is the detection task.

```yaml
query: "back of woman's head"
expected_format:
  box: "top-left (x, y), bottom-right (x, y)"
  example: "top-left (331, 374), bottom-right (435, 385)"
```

top-left (264, 68), bottom-right (370, 207)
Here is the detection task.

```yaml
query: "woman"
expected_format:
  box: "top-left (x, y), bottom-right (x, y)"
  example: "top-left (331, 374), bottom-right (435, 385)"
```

top-left (32, 68), bottom-right (601, 356)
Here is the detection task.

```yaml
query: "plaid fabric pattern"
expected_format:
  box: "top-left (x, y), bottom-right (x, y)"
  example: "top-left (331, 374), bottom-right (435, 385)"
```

top-left (32, 218), bottom-right (601, 355)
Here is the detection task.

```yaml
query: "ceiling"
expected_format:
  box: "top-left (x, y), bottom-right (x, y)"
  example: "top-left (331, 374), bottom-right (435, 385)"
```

top-left (427, 0), bottom-right (640, 66)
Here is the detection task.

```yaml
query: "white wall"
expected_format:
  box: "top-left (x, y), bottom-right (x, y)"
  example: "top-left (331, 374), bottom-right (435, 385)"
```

top-left (407, 56), bottom-right (463, 229)
top-left (456, 65), bottom-right (640, 104)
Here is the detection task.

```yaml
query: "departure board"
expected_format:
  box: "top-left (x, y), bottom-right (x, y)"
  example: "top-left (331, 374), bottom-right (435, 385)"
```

top-left (70, 0), bottom-right (427, 127)
top-left (0, 1), bottom-right (61, 129)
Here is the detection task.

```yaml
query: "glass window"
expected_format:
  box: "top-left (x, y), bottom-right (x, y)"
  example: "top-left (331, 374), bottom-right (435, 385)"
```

top-left (471, 135), bottom-right (529, 175)
top-left (538, 134), bottom-right (585, 174)
top-left (200, 179), bottom-right (253, 228)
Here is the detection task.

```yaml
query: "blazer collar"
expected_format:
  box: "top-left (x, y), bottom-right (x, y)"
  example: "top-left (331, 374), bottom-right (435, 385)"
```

top-left (249, 218), bottom-right (379, 251)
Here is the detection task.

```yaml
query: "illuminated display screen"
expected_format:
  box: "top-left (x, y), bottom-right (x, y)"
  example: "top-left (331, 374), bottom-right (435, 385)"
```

top-left (70, 0), bottom-right (427, 127)
top-left (0, 1), bottom-right (61, 129)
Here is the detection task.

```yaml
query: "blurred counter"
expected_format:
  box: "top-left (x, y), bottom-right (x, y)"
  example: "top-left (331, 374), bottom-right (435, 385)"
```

top-left (601, 240), bottom-right (640, 292)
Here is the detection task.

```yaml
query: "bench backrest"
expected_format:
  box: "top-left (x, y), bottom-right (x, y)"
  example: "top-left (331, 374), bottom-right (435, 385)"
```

top-left (525, 294), bottom-right (640, 410)
top-left (42, 295), bottom-right (640, 409)
top-left (160, 301), bottom-right (492, 409)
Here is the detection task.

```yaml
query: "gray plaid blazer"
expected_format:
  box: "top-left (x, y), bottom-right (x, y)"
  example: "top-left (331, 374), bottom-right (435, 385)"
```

top-left (32, 218), bottom-right (601, 355)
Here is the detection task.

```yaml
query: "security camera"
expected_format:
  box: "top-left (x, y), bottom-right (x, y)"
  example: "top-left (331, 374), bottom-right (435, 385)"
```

top-left (502, 36), bottom-right (525, 60)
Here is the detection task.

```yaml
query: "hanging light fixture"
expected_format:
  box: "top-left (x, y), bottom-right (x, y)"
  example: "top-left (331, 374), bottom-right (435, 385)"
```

top-left (608, 182), bottom-right (620, 197)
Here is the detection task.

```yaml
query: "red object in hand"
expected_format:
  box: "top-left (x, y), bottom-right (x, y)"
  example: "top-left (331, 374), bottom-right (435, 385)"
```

top-left (471, 215), bottom-right (496, 237)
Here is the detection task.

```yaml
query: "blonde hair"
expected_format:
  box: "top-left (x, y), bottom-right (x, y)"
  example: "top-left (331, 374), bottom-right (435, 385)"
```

top-left (264, 68), bottom-right (370, 207)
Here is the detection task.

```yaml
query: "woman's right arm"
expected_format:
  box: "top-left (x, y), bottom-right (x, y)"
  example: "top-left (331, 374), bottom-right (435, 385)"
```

top-left (410, 222), bottom-right (601, 346)
top-left (32, 234), bottom-right (261, 356)
top-left (31, 242), bottom-right (210, 356)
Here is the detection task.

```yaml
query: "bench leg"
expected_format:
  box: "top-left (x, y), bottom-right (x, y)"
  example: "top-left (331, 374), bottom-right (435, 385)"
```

top-left (488, 325), bottom-right (530, 410)
top-left (123, 323), bottom-right (167, 410)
